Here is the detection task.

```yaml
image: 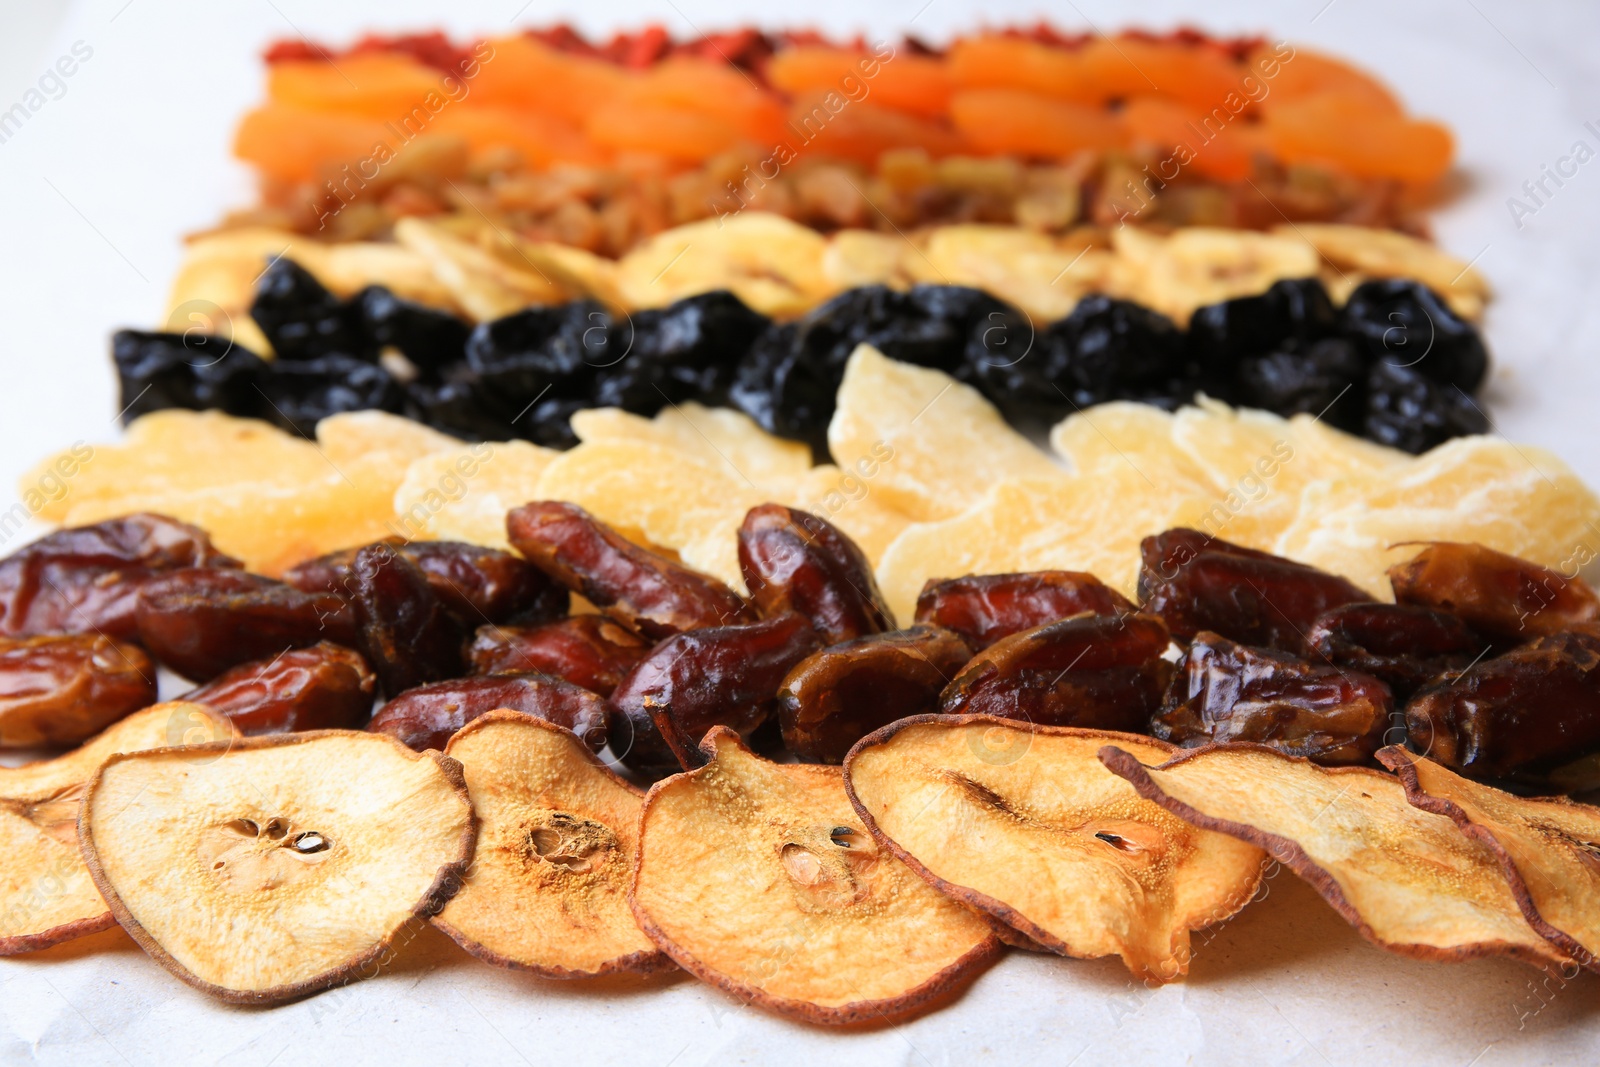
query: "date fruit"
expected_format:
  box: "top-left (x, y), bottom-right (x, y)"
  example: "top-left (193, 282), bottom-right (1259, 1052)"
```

top-left (939, 613), bottom-right (1172, 732)
top-left (1307, 602), bottom-right (1486, 700)
top-left (777, 625), bottom-right (972, 763)
top-left (0, 634), bottom-right (156, 747)
top-left (367, 672), bottom-right (611, 752)
top-left (348, 544), bottom-right (466, 698)
top-left (737, 503), bottom-right (893, 643)
top-left (180, 642), bottom-right (375, 734)
top-left (914, 571), bottom-right (1135, 650)
top-left (1388, 542), bottom-right (1599, 647)
top-left (508, 501), bottom-right (749, 639)
top-left (1153, 631), bottom-right (1392, 765)
top-left (467, 616), bottom-right (647, 696)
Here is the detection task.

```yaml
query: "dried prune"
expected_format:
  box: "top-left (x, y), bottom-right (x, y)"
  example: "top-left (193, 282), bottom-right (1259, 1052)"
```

top-left (1153, 631), bottom-right (1392, 765)
top-left (464, 301), bottom-right (608, 421)
top-left (181, 641), bottom-right (375, 734)
top-left (355, 285), bottom-right (470, 378)
top-left (1388, 541), bottom-right (1599, 646)
top-left (1188, 278), bottom-right (1338, 385)
top-left (404, 379), bottom-right (522, 442)
top-left (348, 543), bottom-right (465, 698)
top-left (914, 570), bottom-right (1135, 650)
top-left (1138, 529), bottom-right (1375, 654)
top-left (250, 258), bottom-right (372, 361)
top-left (1235, 338), bottom-right (1366, 430)
top-left (1342, 278), bottom-right (1489, 392)
top-left (508, 501), bottom-right (749, 640)
top-left (737, 503), bottom-right (893, 643)
top-left (1307, 602), bottom-right (1486, 701)
top-left (112, 330), bottom-right (267, 425)
top-left (0, 634), bottom-right (155, 747)
top-left (595, 291), bottom-right (768, 413)
top-left (1406, 629), bottom-right (1600, 780)
top-left (514, 394), bottom-right (588, 450)
top-left (939, 613), bottom-right (1171, 732)
top-left (777, 626), bottom-right (971, 763)
top-left (135, 568), bottom-right (358, 680)
top-left (0, 513), bottom-right (240, 640)
top-left (256, 354), bottom-right (405, 438)
top-left (610, 612), bottom-right (822, 774)
top-left (368, 672), bottom-right (610, 752)
top-left (467, 616), bottom-right (647, 696)
top-left (1363, 360), bottom-right (1489, 454)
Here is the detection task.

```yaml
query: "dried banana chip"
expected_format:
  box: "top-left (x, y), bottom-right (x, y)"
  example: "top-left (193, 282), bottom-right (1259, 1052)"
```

top-left (615, 212), bottom-right (832, 317)
top-left (1284, 224), bottom-right (1491, 306)
top-left (395, 216), bottom-right (568, 320)
top-left (1111, 227), bottom-right (1320, 325)
top-left (912, 225), bottom-right (1107, 321)
top-left (822, 230), bottom-right (914, 291)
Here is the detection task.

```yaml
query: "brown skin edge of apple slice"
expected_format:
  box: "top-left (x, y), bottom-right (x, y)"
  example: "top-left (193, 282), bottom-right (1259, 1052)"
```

top-left (627, 725), bottom-right (1003, 1029)
top-left (1098, 741), bottom-right (1571, 971)
top-left (1376, 745), bottom-right (1598, 973)
top-left (0, 911), bottom-right (118, 956)
top-left (76, 730), bottom-right (479, 1008)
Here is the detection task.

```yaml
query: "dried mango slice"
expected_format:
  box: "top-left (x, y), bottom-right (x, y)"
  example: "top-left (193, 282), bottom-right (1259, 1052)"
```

top-left (615, 213), bottom-right (831, 318)
top-left (1100, 743), bottom-right (1568, 966)
top-left (571, 403), bottom-right (812, 487)
top-left (844, 716), bottom-right (1266, 982)
top-left (392, 440), bottom-right (557, 549)
top-left (630, 728), bottom-right (999, 1025)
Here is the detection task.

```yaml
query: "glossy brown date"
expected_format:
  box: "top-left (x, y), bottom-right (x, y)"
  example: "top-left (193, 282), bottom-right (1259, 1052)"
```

top-left (610, 612), bottom-right (822, 775)
top-left (1138, 528), bottom-right (1375, 654)
top-left (181, 641), bottom-right (375, 735)
top-left (938, 613), bottom-right (1172, 732)
top-left (349, 543), bottom-right (466, 699)
top-left (508, 501), bottom-right (749, 640)
top-left (1307, 602), bottom-right (1486, 700)
top-left (1405, 628), bottom-right (1600, 780)
top-left (914, 570), bottom-right (1135, 650)
top-left (737, 503), bottom-right (893, 643)
top-left (777, 625), bottom-right (972, 764)
top-left (0, 633), bottom-right (156, 747)
top-left (1153, 631), bottom-right (1392, 765)
top-left (1389, 541), bottom-right (1599, 646)
top-left (135, 568), bottom-right (359, 681)
top-left (467, 615), bottom-right (647, 696)
top-left (0, 513), bottom-right (239, 640)
top-left (367, 672), bottom-right (610, 752)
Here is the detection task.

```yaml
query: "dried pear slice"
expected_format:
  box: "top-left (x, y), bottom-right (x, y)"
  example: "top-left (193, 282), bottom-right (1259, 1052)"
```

top-left (433, 712), bottom-right (669, 978)
top-left (79, 730), bottom-right (474, 1004)
top-left (1100, 743), bottom-right (1568, 967)
top-left (1379, 746), bottom-right (1600, 970)
top-left (0, 701), bottom-right (236, 955)
top-left (844, 715), bottom-right (1266, 982)
top-left (631, 727), bottom-right (999, 1025)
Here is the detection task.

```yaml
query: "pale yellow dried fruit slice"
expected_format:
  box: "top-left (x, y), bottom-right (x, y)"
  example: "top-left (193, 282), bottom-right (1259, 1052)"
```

top-left (315, 411), bottom-right (461, 468)
top-left (844, 716), bottom-right (1266, 982)
top-left (823, 230), bottom-right (913, 291)
top-left (395, 216), bottom-right (567, 320)
top-left (1100, 743), bottom-right (1568, 967)
top-left (1049, 401), bottom-right (1211, 483)
top-left (1170, 401), bottom-right (1325, 549)
top-left (486, 234), bottom-right (626, 309)
top-left (631, 728), bottom-right (999, 1025)
top-left (1111, 227), bottom-right (1321, 325)
top-left (615, 213), bottom-right (832, 317)
top-left (299, 240), bottom-right (460, 309)
top-left (911, 225), bottom-right (1107, 320)
top-left (1285, 412), bottom-right (1408, 479)
top-left (392, 440), bottom-right (558, 549)
top-left (80, 731), bottom-right (474, 1005)
top-left (571, 403), bottom-right (812, 487)
top-left (165, 227), bottom-right (293, 355)
top-left (1282, 224), bottom-right (1491, 306)
top-left (433, 712), bottom-right (669, 977)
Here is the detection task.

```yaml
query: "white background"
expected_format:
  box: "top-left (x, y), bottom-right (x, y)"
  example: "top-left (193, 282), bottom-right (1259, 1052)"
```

top-left (1, 1), bottom-right (1598, 1064)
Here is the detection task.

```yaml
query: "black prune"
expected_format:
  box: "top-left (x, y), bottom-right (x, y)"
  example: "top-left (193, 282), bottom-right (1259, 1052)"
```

top-left (728, 322), bottom-right (830, 450)
top-left (112, 330), bottom-right (268, 425)
top-left (404, 379), bottom-right (522, 441)
top-left (250, 258), bottom-right (371, 361)
top-left (355, 285), bottom-right (471, 377)
top-left (1364, 359), bottom-right (1490, 454)
top-left (1235, 337), bottom-right (1366, 429)
top-left (597, 291), bottom-right (769, 413)
top-left (465, 300), bottom-right (608, 402)
top-left (1187, 277), bottom-right (1338, 385)
top-left (257, 355), bottom-right (404, 438)
top-left (1342, 278), bottom-right (1489, 391)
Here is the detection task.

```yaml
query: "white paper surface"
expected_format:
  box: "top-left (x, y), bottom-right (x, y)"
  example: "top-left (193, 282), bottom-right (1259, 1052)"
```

top-left (1, 1), bottom-right (1599, 1064)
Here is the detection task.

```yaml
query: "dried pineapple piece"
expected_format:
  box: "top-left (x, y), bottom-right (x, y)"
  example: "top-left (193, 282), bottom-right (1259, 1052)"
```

top-left (392, 440), bottom-right (558, 549)
top-left (571, 403), bottom-right (811, 487)
top-left (316, 411), bottom-right (461, 468)
top-left (1111, 227), bottom-right (1320, 325)
top-left (1049, 401), bottom-right (1211, 485)
top-left (615, 213), bottom-right (831, 317)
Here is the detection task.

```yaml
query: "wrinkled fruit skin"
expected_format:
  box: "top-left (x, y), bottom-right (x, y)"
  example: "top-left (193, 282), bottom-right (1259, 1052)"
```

top-left (368, 672), bottom-right (610, 752)
top-left (1153, 631), bottom-right (1392, 765)
top-left (1363, 360), bottom-right (1490, 454)
top-left (939, 613), bottom-right (1172, 732)
top-left (508, 501), bottom-right (749, 640)
top-left (112, 330), bottom-right (268, 425)
top-left (0, 513), bottom-right (240, 640)
top-left (135, 568), bottom-right (358, 681)
top-left (1341, 278), bottom-right (1489, 393)
top-left (914, 570), bottom-right (1135, 650)
top-left (0, 634), bottom-right (156, 747)
top-left (1388, 541), bottom-right (1600, 647)
top-left (467, 616), bottom-right (647, 696)
top-left (610, 612), bottom-right (822, 775)
top-left (349, 544), bottom-right (466, 699)
top-left (777, 625), bottom-right (972, 764)
top-left (1405, 629), bottom-right (1600, 781)
top-left (737, 503), bottom-right (893, 643)
top-left (181, 641), bottom-right (375, 735)
top-left (1307, 602), bottom-right (1486, 701)
top-left (1138, 529), bottom-right (1374, 654)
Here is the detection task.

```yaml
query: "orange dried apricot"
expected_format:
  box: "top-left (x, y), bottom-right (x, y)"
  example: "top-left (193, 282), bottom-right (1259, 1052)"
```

top-left (267, 53), bottom-right (446, 120)
top-left (950, 89), bottom-right (1122, 157)
top-left (769, 47), bottom-right (952, 119)
top-left (947, 36), bottom-right (1098, 103)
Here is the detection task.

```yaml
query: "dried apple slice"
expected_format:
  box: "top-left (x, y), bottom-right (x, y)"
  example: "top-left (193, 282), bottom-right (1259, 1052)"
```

top-left (0, 701), bottom-right (237, 954)
top-left (844, 715), bottom-right (1266, 982)
top-left (1379, 746), bottom-right (1600, 970)
top-left (631, 727), bottom-right (999, 1025)
top-left (433, 712), bottom-right (669, 978)
top-left (79, 730), bottom-right (474, 1004)
top-left (1100, 743), bottom-right (1569, 967)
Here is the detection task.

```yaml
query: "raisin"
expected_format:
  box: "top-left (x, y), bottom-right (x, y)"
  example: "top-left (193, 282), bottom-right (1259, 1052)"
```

top-left (914, 570), bottom-right (1135, 650)
top-left (0, 634), bottom-right (156, 747)
top-left (1234, 337), bottom-right (1366, 430)
top-left (1363, 359), bottom-right (1489, 454)
top-left (0, 513), bottom-right (241, 640)
top-left (1341, 278), bottom-right (1489, 392)
top-left (595, 291), bottom-right (768, 413)
top-left (610, 612), bottom-right (822, 774)
top-left (368, 672), bottom-right (611, 752)
top-left (135, 568), bottom-right (359, 681)
top-left (250, 258), bottom-right (371, 362)
top-left (939, 613), bottom-right (1171, 731)
top-left (257, 355), bottom-right (405, 438)
top-left (111, 330), bottom-right (267, 425)
top-left (181, 641), bottom-right (374, 734)
top-left (1387, 542), bottom-right (1599, 647)
top-left (737, 503), bottom-right (893, 643)
top-left (777, 625), bottom-right (972, 763)
top-left (467, 616), bottom-right (647, 696)
top-left (1307, 602), bottom-right (1486, 701)
top-left (348, 543), bottom-right (465, 698)
top-left (1153, 631), bottom-right (1393, 765)
top-left (508, 501), bottom-right (749, 640)
top-left (1138, 528), bottom-right (1375, 654)
top-left (354, 285), bottom-right (470, 378)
